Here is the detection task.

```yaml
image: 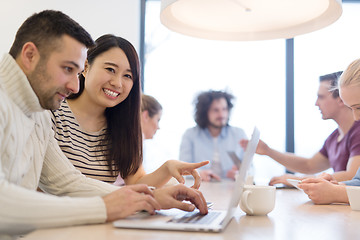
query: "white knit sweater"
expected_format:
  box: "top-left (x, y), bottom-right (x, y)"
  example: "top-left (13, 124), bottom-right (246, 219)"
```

top-left (0, 54), bottom-right (119, 238)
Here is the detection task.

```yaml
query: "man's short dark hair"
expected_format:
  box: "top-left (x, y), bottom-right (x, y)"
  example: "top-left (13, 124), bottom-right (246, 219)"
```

top-left (9, 10), bottom-right (94, 59)
top-left (194, 90), bottom-right (234, 129)
top-left (319, 71), bottom-right (343, 98)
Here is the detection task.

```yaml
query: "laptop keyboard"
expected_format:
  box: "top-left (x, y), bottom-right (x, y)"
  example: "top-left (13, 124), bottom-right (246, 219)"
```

top-left (168, 211), bottom-right (221, 225)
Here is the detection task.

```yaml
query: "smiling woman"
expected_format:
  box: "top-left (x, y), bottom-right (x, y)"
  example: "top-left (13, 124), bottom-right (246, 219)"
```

top-left (51, 34), bottom-right (142, 184)
top-left (50, 34), bottom-right (209, 189)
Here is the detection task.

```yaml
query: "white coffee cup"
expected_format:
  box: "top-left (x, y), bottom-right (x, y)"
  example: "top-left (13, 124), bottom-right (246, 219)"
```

top-left (346, 186), bottom-right (360, 210)
top-left (240, 185), bottom-right (276, 216)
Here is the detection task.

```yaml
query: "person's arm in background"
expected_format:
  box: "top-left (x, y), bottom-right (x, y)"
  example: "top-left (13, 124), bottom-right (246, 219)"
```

top-left (240, 139), bottom-right (330, 185)
top-left (270, 155), bottom-right (360, 186)
top-left (268, 152), bottom-right (328, 186)
top-left (240, 139), bottom-right (330, 174)
top-left (267, 151), bottom-right (330, 186)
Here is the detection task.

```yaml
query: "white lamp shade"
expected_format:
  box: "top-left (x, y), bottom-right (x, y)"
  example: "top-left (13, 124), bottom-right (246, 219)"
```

top-left (160, 0), bottom-right (342, 41)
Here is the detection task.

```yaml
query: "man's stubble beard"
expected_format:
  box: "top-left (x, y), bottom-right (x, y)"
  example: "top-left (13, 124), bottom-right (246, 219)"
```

top-left (28, 60), bottom-right (60, 110)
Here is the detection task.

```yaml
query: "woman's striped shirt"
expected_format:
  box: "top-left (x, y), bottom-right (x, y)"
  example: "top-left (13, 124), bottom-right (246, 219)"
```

top-left (50, 100), bottom-right (121, 183)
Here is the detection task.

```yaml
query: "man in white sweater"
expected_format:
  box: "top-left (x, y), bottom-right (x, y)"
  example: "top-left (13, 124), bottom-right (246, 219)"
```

top-left (0, 10), bottom-right (207, 239)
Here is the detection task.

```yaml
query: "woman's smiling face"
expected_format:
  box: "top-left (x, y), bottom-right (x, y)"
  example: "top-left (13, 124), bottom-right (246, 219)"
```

top-left (83, 47), bottom-right (133, 109)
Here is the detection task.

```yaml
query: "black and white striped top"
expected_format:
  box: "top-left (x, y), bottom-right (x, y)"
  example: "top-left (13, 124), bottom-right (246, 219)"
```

top-left (50, 100), bottom-right (119, 183)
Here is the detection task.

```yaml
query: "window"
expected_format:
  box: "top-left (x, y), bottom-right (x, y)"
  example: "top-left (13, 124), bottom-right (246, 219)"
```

top-left (294, 2), bottom-right (360, 168)
top-left (142, 1), bottom-right (360, 183)
top-left (143, 0), bottom-right (285, 182)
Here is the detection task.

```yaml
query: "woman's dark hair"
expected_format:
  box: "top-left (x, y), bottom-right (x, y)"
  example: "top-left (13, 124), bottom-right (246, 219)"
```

top-left (69, 34), bottom-right (142, 179)
top-left (194, 90), bottom-right (234, 129)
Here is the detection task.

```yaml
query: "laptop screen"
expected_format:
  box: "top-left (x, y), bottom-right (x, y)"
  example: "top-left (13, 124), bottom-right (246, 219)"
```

top-left (223, 127), bottom-right (260, 223)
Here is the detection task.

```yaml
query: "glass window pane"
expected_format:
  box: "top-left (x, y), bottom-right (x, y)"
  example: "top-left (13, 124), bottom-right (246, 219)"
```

top-left (294, 3), bottom-right (360, 171)
top-left (144, 0), bottom-right (286, 183)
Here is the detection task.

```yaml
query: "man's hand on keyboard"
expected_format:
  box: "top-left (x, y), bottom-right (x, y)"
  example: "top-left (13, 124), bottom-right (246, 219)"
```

top-left (153, 184), bottom-right (208, 215)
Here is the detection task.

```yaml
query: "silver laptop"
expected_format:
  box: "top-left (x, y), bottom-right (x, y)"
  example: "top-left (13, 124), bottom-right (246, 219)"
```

top-left (113, 127), bottom-right (260, 232)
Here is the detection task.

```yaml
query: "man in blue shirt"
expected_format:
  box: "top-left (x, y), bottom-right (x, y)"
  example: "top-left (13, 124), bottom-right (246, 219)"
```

top-left (179, 90), bottom-right (247, 181)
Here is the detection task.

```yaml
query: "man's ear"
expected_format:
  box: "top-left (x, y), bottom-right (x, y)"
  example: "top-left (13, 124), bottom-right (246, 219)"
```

top-left (19, 42), bottom-right (40, 73)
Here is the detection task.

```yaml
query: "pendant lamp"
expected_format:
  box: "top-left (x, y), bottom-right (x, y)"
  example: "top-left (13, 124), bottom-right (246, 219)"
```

top-left (160, 0), bottom-right (342, 41)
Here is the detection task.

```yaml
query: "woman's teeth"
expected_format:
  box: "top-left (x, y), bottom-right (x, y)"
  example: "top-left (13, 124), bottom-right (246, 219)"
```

top-left (104, 89), bottom-right (119, 97)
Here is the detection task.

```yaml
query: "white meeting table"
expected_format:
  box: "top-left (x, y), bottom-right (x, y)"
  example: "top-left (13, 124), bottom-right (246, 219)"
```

top-left (21, 180), bottom-right (360, 240)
